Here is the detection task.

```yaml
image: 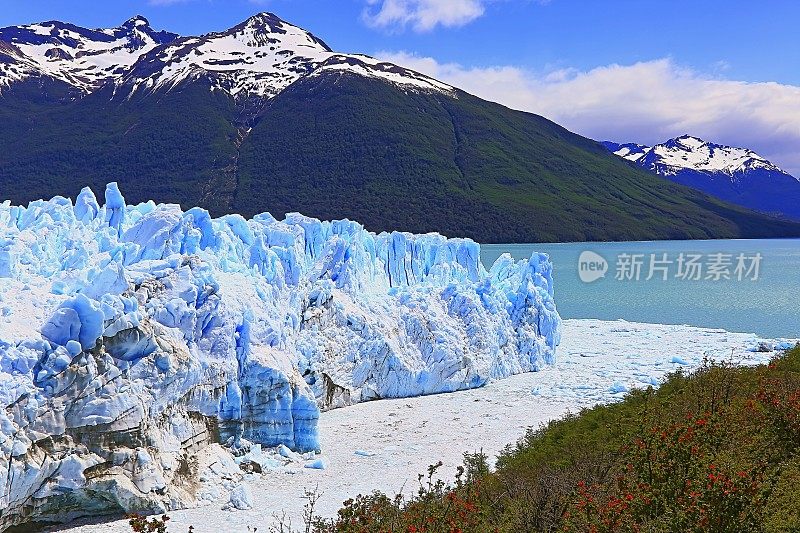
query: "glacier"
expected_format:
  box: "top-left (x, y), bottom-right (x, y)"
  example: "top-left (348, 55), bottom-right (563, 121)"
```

top-left (0, 184), bottom-right (560, 528)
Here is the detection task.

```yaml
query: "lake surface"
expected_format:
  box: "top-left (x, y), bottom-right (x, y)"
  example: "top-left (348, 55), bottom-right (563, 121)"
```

top-left (481, 239), bottom-right (800, 339)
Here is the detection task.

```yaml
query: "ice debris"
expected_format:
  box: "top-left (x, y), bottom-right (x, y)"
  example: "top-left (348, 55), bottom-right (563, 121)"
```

top-left (226, 484), bottom-right (254, 511)
top-left (354, 449), bottom-right (376, 457)
top-left (609, 381), bottom-right (629, 394)
top-left (304, 457), bottom-right (328, 470)
top-left (0, 183), bottom-right (560, 528)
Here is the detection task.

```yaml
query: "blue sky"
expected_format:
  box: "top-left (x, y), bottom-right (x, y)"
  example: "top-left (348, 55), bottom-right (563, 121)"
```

top-left (2, 0), bottom-right (798, 85)
top-left (2, 0), bottom-right (799, 173)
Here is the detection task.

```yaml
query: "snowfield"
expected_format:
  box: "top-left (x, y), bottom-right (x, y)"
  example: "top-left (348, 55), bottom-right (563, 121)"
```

top-left (0, 184), bottom-right (558, 529)
top-left (54, 318), bottom-right (795, 532)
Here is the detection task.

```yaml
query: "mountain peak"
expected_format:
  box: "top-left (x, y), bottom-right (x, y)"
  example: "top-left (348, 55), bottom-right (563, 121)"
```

top-left (607, 135), bottom-right (791, 180)
top-left (244, 12), bottom-right (285, 25)
top-left (222, 11), bottom-right (333, 52)
top-left (229, 11), bottom-right (295, 36)
top-left (674, 134), bottom-right (707, 149)
top-left (115, 15), bottom-right (177, 47)
top-left (121, 15), bottom-right (151, 29)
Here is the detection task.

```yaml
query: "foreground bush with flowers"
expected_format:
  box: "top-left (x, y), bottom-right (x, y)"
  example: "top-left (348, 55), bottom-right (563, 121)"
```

top-left (129, 345), bottom-right (800, 532)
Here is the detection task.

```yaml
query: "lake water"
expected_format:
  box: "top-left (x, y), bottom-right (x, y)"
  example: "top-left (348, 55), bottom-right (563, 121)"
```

top-left (481, 239), bottom-right (800, 339)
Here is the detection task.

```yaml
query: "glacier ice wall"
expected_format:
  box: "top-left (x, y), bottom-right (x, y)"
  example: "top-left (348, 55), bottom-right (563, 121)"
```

top-left (0, 184), bottom-right (560, 527)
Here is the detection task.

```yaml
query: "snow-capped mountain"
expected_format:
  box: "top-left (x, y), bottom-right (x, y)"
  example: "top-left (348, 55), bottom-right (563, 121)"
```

top-left (604, 135), bottom-right (791, 178)
top-left (603, 136), bottom-right (800, 220)
top-left (0, 16), bottom-right (177, 92)
top-left (119, 13), bottom-right (450, 98)
top-left (0, 13), bottom-right (451, 99)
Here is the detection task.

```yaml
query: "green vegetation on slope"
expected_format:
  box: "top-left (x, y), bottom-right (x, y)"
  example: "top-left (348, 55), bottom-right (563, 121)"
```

top-left (308, 345), bottom-right (800, 532)
top-left (0, 80), bottom-right (237, 209)
top-left (238, 74), bottom-right (800, 242)
top-left (2, 74), bottom-right (800, 242)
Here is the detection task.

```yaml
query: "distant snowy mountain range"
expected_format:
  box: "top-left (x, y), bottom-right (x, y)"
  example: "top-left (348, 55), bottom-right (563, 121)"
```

top-left (0, 13), bottom-right (450, 98)
top-left (603, 136), bottom-right (800, 220)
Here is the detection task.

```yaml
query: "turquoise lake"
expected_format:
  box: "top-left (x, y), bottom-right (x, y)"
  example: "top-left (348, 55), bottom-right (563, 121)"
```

top-left (481, 239), bottom-right (800, 339)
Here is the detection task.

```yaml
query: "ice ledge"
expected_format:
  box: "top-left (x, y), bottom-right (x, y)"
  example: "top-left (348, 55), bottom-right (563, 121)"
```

top-left (0, 183), bottom-right (560, 528)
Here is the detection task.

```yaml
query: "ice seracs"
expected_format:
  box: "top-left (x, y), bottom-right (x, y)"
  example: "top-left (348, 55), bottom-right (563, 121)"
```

top-left (0, 184), bottom-right (559, 529)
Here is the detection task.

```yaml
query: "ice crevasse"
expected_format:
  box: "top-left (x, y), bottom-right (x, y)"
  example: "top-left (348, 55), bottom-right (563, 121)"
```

top-left (0, 184), bottom-right (560, 527)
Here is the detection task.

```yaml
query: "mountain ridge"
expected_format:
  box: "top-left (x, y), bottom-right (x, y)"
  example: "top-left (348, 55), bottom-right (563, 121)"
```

top-left (0, 12), bottom-right (452, 100)
top-left (0, 15), bottom-right (178, 94)
top-left (1, 14), bottom-right (800, 242)
top-left (604, 136), bottom-right (800, 220)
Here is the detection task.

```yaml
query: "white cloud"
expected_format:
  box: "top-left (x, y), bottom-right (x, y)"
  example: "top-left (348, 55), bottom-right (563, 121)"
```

top-left (378, 52), bottom-right (800, 176)
top-left (363, 0), bottom-right (485, 32)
